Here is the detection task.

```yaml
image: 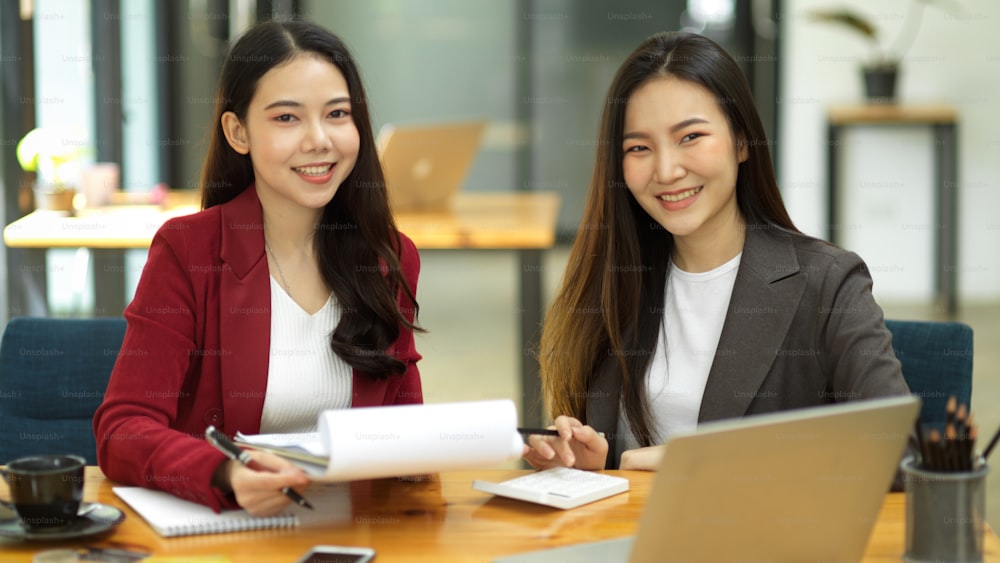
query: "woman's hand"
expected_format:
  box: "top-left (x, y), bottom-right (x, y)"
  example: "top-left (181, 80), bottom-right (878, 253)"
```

top-left (213, 450), bottom-right (311, 516)
top-left (619, 445), bottom-right (665, 471)
top-left (522, 415), bottom-right (609, 471)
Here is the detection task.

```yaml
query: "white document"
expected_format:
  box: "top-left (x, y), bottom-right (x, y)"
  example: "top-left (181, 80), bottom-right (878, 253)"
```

top-left (237, 431), bottom-right (327, 458)
top-left (238, 400), bottom-right (524, 482)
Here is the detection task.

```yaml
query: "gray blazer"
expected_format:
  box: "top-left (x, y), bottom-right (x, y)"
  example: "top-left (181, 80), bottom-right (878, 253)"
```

top-left (585, 226), bottom-right (911, 468)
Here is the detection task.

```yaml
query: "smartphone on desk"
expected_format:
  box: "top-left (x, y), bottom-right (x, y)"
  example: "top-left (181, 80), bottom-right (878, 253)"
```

top-left (295, 545), bottom-right (376, 563)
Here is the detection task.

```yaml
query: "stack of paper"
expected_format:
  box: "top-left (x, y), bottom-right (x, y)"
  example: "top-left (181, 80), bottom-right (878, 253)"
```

top-left (237, 400), bottom-right (525, 482)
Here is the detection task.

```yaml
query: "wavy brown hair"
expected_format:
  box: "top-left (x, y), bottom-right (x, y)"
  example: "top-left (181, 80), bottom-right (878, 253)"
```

top-left (200, 20), bottom-right (420, 378)
top-left (540, 32), bottom-right (798, 446)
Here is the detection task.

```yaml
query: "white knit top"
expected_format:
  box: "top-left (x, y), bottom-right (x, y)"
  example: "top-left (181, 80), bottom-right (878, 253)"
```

top-left (259, 276), bottom-right (353, 433)
top-left (619, 253), bottom-right (741, 450)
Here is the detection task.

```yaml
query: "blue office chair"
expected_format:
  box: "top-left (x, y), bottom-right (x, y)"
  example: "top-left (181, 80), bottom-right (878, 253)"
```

top-left (0, 317), bottom-right (126, 465)
top-left (884, 319), bottom-right (973, 429)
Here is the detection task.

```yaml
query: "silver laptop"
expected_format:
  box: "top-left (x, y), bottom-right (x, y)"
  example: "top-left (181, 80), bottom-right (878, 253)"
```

top-left (495, 395), bottom-right (920, 562)
top-left (376, 120), bottom-right (487, 211)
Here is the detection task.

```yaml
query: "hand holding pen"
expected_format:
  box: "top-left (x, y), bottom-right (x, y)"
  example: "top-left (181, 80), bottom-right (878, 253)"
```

top-left (205, 425), bottom-right (314, 510)
top-left (521, 417), bottom-right (609, 471)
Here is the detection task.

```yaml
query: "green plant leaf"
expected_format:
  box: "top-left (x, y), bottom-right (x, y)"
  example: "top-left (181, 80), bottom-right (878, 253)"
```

top-left (15, 128), bottom-right (43, 172)
top-left (809, 9), bottom-right (879, 41)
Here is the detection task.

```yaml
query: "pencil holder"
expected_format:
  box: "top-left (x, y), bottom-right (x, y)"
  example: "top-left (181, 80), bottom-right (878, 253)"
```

top-left (901, 457), bottom-right (988, 563)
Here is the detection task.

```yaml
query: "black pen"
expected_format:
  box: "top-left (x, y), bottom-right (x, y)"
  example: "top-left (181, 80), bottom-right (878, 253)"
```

top-left (983, 422), bottom-right (1000, 461)
top-left (205, 425), bottom-right (313, 510)
top-left (517, 427), bottom-right (607, 438)
top-left (517, 427), bottom-right (560, 437)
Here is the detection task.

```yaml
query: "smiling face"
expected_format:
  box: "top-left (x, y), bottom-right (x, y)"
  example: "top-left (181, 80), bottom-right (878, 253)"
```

top-left (221, 53), bottom-right (360, 217)
top-left (622, 75), bottom-right (748, 257)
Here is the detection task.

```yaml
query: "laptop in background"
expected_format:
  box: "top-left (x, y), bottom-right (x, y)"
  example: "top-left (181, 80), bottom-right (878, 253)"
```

top-left (495, 395), bottom-right (920, 562)
top-left (376, 120), bottom-right (487, 211)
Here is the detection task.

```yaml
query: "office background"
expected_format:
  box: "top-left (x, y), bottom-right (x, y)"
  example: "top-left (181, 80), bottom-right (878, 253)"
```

top-left (1, 0), bottom-right (997, 532)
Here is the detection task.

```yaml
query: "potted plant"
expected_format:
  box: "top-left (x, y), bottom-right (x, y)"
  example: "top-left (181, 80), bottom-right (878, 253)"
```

top-left (15, 127), bottom-right (88, 212)
top-left (809, 0), bottom-right (958, 103)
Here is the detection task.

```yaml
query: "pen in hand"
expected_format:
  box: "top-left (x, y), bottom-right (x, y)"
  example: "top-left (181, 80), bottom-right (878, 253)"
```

top-left (205, 425), bottom-right (313, 510)
top-left (517, 427), bottom-right (606, 438)
top-left (517, 427), bottom-right (560, 437)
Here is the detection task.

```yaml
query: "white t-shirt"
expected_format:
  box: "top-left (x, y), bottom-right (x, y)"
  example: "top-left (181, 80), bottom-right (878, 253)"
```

top-left (259, 276), bottom-right (353, 433)
top-left (619, 253), bottom-right (741, 451)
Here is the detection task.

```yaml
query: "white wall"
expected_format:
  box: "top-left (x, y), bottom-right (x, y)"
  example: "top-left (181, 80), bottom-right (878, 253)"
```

top-left (779, 0), bottom-right (1000, 303)
top-left (33, 0), bottom-right (95, 314)
top-left (33, 0), bottom-right (93, 185)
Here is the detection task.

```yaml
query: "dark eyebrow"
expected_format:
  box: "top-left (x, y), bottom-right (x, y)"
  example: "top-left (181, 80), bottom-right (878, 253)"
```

top-left (622, 117), bottom-right (711, 141)
top-left (263, 96), bottom-right (351, 111)
top-left (669, 117), bottom-right (709, 133)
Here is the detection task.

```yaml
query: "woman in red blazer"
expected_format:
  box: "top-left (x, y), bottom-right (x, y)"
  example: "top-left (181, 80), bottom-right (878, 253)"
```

top-left (93, 21), bottom-right (422, 515)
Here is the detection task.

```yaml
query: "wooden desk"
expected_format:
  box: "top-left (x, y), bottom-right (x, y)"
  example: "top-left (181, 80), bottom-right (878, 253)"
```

top-left (826, 104), bottom-right (958, 315)
top-left (3, 190), bottom-right (203, 318)
top-left (393, 192), bottom-right (559, 249)
top-left (3, 191), bottom-right (560, 426)
top-left (2, 192), bottom-right (560, 251)
top-left (1, 468), bottom-right (997, 562)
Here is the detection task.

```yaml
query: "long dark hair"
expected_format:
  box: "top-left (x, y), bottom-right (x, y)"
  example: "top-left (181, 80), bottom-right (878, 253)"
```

top-left (540, 32), bottom-right (798, 446)
top-left (200, 20), bottom-right (419, 378)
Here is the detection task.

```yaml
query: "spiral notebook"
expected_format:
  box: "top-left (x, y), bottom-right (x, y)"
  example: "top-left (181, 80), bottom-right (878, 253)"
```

top-left (113, 486), bottom-right (299, 537)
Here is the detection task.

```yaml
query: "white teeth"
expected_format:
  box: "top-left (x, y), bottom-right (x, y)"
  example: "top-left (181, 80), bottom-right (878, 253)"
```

top-left (658, 187), bottom-right (702, 202)
top-left (293, 164), bottom-right (333, 176)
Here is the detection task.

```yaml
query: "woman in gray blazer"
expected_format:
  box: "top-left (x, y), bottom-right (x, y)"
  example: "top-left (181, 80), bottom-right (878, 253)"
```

top-left (525, 32), bottom-right (910, 471)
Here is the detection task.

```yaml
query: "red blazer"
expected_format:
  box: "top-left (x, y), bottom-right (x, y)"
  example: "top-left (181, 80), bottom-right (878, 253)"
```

top-left (93, 187), bottom-right (422, 510)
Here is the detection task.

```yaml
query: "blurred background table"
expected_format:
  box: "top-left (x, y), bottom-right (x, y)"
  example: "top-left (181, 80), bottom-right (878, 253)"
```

top-left (826, 104), bottom-right (958, 315)
top-left (3, 190), bottom-right (560, 426)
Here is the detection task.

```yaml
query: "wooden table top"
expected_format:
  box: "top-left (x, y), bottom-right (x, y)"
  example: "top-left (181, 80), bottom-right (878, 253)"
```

top-left (2, 468), bottom-right (997, 562)
top-left (827, 103), bottom-right (958, 125)
top-left (2, 191), bottom-right (561, 251)
top-left (392, 192), bottom-right (560, 249)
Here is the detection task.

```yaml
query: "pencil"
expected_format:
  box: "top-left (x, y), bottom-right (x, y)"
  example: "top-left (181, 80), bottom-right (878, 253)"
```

top-left (940, 397), bottom-right (958, 471)
top-left (914, 423), bottom-right (931, 470)
top-left (956, 405), bottom-right (968, 470)
top-left (928, 429), bottom-right (943, 472)
top-left (964, 414), bottom-right (976, 471)
top-left (944, 423), bottom-right (958, 472)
